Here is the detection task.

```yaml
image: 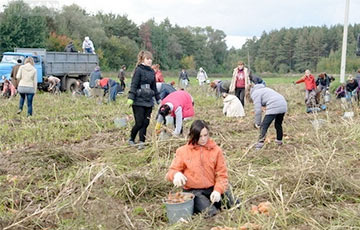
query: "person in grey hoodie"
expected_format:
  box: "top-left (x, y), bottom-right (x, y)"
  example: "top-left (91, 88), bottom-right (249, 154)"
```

top-left (250, 84), bottom-right (287, 149)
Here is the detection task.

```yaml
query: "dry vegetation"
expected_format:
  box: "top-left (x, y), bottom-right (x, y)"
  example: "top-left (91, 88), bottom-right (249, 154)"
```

top-left (0, 79), bottom-right (360, 230)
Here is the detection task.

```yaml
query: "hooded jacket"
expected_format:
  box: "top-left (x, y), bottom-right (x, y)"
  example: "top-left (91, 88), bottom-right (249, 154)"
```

top-left (229, 67), bottom-right (250, 93)
top-left (128, 64), bottom-right (160, 107)
top-left (16, 63), bottom-right (37, 92)
top-left (166, 139), bottom-right (228, 194)
top-left (250, 84), bottom-right (287, 125)
top-left (223, 94), bottom-right (245, 117)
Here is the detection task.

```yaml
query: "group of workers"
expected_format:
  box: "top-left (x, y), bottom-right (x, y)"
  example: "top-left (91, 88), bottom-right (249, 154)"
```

top-left (4, 46), bottom-right (360, 220)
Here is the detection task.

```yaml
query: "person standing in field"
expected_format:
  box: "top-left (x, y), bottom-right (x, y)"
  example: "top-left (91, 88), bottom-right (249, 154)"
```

top-left (196, 67), bottom-right (208, 86)
top-left (249, 84), bottom-right (287, 150)
top-left (153, 64), bottom-right (164, 82)
top-left (166, 120), bottom-right (228, 217)
top-left (229, 61), bottom-right (250, 107)
top-left (118, 65), bottom-right (127, 91)
top-left (16, 57), bottom-right (37, 116)
top-left (179, 69), bottom-right (190, 89)
top-left (10, 59), bottom-right (22, 89)
top-left (128, 50), bottom-right (160, 150)
top-left (294, 69), bottom-right (317, 108)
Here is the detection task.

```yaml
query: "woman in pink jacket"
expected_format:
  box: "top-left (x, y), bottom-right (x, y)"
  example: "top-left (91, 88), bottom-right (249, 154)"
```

top-left (155, 90), bottom-right (194, 135)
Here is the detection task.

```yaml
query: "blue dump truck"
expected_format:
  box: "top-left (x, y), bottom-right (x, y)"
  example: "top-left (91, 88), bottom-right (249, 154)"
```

top-left (0, 48), bottom-right (98, 92)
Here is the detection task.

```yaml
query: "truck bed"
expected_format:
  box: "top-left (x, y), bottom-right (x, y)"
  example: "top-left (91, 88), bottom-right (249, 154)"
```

top-left (42, 52), bottom-right (97, 76)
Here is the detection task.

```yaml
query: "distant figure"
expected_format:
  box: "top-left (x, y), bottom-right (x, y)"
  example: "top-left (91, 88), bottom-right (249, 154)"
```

top-left (82, 81), bottom-right (91, 97)
top-left (229, 61), bottom-right (250, 107)
top-left (64, 41), bottom-right (77, 52)
top-left (16, 57), bottom-right (37, 116)
top-left (196, 67), bottom-right (208, 86)
top-left (44, 76), bottom-right (61, 92)
top-left (82, 36), bottom-right (95, 54)
top-left (315, 72), bottom-right (334, 103)
top-left (345, 75), bottom-right (358, 101)
top-left (210, 80), bottom-right (231, 97)
top-left (1, 77), bottom-right (16, 98)
top-left (222, 93), bottom-right (245, 117)
top-left (10, 59), bottom-right (22, 89)
top-left (153, 64), bottom-right (164, 82)
top-left (95, 78), bottom-right (120, 102)
top-left (356, 69), bottom-right (360, 86)
top-left (335, 83), bottom-right (346, 99)
top-left (179, 69), bottom-right (190, 89)
top-left (294, 69), bottom-right (317, 108)
top-left (89, 66), bottom-right (102, 88)
top-left (118, 65), bottom-right (126, 91)
top-left (249, 71), bottom-right (265, 85)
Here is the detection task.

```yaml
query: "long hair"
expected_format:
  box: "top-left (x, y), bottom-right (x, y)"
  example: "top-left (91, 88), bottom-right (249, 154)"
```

top-left (159, 104), bottom-right (171, 124)
top-left (24, 57), bottom-right (34, 66)
top-left (135, 50), bottom-right (153, 67)
top-left (188, 120), bottom-right (209, 145)
top-left (132, 50), bottom-right (153, 75)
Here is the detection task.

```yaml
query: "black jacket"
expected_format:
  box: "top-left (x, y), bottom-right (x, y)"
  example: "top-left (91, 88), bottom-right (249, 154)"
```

top-left (316, 74), bottom-right (333, 87)
top-left (128, 64), bottom-right (160, 107)
top-left (346, 80), bottom-right (358, 92)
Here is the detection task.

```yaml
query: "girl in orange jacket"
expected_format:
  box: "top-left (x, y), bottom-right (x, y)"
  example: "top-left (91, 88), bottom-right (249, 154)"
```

top-left (166, 120), bottom-right (228, 217)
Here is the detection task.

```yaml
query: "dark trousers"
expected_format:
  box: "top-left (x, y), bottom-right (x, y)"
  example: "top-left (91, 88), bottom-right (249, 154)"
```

top-left (19, 93), bottom-right (34, 116)
top-left (130, 105), bottom-right (153, 142)
top-left (183, 187), bottom-right (221, 217)
top-left (259, 113), bottom-right (285, 142)
top-left (120, 80), bottom-right (126, 91)
top-left (235, 87), bottom-right (245, 106)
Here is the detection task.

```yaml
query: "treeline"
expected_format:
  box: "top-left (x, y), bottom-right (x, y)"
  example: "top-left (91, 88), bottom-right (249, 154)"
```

top-left (238, 25), bottom-right (360, 74)
top-left (0, 0), bottom-right (359, 74)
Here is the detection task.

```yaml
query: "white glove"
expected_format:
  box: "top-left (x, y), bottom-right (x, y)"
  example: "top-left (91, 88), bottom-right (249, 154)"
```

top-left (173, 172), bottom-right (187, 187)
top-left (210, 190), bottom-right (221, 203)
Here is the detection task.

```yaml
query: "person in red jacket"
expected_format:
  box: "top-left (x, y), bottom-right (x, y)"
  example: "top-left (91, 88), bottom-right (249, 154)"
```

top-left (95, 78), bottom-right (120, 101)
top-left (152, 64), bottom-right (164, 82)
top-left (294, 69), bottom-right (317, 107)
top-left (155, 90), bottom-right (194, 135)
top-left (166, 120), bottom-right (228, 217)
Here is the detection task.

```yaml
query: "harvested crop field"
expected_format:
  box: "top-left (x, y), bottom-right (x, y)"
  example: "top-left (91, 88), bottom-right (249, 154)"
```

top-left (1, 80), bottom-right (360, 229)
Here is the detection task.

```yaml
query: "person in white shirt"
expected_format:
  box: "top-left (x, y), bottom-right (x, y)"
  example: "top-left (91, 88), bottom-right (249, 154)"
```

top-left (82, 36), bottom-right (95, 54)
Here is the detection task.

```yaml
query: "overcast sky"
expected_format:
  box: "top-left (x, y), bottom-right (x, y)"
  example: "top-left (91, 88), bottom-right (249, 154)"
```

top-left (14, 0), bottom-right (360, 48)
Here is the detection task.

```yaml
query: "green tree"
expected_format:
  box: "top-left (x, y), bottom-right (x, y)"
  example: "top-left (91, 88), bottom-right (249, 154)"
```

top-left (0, 0), bottom-right (47, 52)
top-left (102, 36), bottom-right (139, 70)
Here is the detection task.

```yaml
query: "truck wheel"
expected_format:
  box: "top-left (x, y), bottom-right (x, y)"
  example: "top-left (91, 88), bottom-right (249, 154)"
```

top-left (67, 78), bottom-right (79, 93)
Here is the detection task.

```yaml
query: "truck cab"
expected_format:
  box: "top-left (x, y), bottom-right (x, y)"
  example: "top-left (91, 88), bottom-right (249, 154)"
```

top-left (0, 52), bottom-right (43, 87)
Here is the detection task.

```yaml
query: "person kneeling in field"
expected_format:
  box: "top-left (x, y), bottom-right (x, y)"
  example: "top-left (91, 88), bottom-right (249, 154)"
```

top-left (155, 90), bottom-right (194, 136)
top-left (166, 120), bottom-right (228, 217)
top-left (250, 84), bottom-right (287, 150)
top-left (222, 93), bottom-right (245, 117)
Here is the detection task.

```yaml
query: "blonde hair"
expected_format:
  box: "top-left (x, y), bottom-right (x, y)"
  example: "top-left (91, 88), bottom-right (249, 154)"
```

top-left (24, 57), bottom-right (35, 66)
top-left (135, 50), bottom-right (153, 67)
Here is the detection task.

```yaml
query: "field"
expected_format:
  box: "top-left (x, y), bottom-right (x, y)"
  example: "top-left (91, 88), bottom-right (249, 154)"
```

top-left (1, 75), bottom-right (360, 230)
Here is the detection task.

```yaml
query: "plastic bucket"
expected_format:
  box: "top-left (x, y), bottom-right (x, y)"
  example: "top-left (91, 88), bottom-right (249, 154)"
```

top-left (114, 117), bottom-right (127, 128)
top-left (165, 192), bottom-right (194, 224)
